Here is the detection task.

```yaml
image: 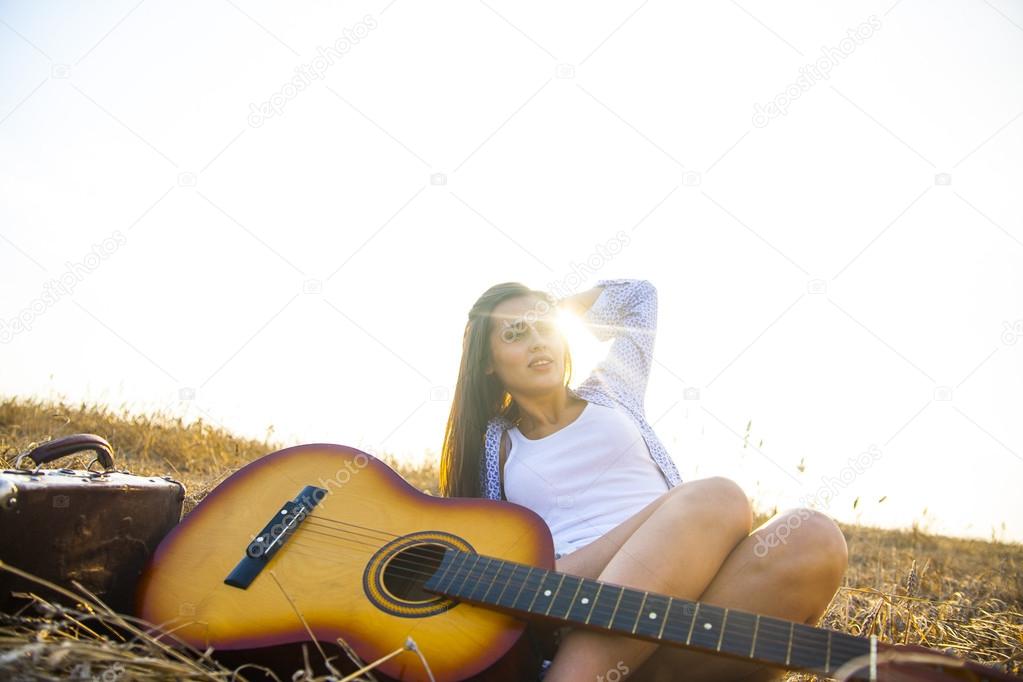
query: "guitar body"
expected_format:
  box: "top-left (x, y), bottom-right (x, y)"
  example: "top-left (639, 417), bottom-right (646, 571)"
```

top-left (135, 443), bottom-right (555, 681)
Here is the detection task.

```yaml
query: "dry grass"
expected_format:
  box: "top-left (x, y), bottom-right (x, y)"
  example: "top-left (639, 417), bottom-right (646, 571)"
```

top-left (0, 395), bottom-right (441, 515)
top-left (1, 395), bottom-right (1020, 680)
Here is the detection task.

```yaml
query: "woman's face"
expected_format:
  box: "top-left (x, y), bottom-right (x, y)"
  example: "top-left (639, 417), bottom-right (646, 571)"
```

top-left (485, 295), bottom-right (567, 397)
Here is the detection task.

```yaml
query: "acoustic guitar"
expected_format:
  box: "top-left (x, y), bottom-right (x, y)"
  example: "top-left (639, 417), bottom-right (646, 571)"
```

top-left (135, 443), bottom-right (1019, 681)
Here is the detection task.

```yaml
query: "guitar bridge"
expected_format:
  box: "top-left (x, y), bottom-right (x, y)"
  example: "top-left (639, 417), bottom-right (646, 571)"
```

top-left (223, 485), bottom-right (326, 589)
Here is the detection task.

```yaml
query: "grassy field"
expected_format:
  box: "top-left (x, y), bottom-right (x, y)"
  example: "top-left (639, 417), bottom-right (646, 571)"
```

top-left (1, 395), bottom-right (1020, 680)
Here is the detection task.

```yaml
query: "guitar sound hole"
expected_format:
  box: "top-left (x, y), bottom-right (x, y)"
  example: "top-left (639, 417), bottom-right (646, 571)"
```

top-left (382, 543), bottom-right (447, 603)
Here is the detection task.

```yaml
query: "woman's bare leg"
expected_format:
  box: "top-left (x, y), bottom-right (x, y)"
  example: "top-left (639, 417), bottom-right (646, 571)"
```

top-left (544, 484), bottom-right (848, 682)
top-left (544, 476), bottom-right (755, 681)
top-left (629, 508), bottom-right (849, 681)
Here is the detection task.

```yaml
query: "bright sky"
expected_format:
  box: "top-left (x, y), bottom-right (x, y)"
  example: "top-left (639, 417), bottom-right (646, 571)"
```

top-left (2, 1), bottom-right (1021, 543)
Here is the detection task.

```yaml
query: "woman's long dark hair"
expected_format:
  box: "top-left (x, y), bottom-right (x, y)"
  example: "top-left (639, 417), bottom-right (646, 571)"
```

top-left (439, 282), bottom-right (573, 498)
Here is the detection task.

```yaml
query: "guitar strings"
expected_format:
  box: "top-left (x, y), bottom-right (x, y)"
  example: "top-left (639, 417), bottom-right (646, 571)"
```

top-left (274, 536), bottom-right (870, 667)
top-left (302, 517), bottom-right (837, 655)
top-left (299, 516), bottom-right (870, 661)
top-left (304, 514), bottom-right (862, 655)
top-left (250, 517), bottom-right (869, 665)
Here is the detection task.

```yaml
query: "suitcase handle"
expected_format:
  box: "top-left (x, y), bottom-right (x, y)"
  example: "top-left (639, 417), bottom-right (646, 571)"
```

top-left (16, 434), bottom-right (115, 471)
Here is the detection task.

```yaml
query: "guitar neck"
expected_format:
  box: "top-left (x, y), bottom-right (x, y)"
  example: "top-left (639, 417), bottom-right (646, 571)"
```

top-left (423, 548), bottom-right (876, 679)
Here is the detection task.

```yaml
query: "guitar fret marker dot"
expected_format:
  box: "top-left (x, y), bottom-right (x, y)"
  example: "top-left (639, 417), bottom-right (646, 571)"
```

top-left (543, 589), bottom-right (552, 597)
top-left (703, 622), bottom-right (712, 630)
top-left (649, 612), bottom-right (657, 619)
top-left (581, 597), bottom-right (590, 604)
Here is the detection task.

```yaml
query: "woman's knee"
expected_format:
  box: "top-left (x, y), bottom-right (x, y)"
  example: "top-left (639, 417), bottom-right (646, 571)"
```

top-left (657, 476), bottom-right (754, 539)
top-left (752, 508), bottom-right (848, 584)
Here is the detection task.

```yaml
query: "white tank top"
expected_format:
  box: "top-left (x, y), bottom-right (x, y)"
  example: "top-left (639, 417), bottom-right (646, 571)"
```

top-left (503, 401), bottom-right (669, 557)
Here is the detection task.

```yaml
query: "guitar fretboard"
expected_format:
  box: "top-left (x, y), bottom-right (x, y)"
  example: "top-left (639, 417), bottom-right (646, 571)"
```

top-left (423, 549), bottom-right (875, 677)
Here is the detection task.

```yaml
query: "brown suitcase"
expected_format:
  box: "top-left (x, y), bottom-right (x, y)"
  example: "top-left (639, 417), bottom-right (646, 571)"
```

top-left (0, 433), bottom-right (185, 615)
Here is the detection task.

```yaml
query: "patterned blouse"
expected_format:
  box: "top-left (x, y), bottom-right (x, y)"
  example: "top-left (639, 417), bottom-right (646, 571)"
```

top-left (479, 278), bottom-right (683, 500)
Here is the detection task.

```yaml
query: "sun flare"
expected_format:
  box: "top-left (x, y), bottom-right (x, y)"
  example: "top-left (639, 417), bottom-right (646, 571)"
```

top-left (555, 312), bottom-right (605, 385)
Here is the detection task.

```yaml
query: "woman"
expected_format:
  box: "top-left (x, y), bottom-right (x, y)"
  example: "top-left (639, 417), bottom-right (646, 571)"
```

top-left (439, 278), bottom-right (848, 681)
